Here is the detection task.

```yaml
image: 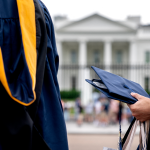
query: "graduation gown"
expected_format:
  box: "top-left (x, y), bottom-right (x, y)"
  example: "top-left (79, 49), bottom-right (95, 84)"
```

top-left (0, 0), bottom-right (68, 150)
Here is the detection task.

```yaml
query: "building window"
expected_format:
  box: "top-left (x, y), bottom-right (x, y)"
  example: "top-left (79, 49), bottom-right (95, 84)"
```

top-left (93, 50), bottom-right (100, 64)
top-left (71, 50), bottom-right (77, 64)
top-left (145, 51), bottom-right (150, 63)
top-left (116, 50), bottom-right (123, 64)
top-left (71, 76), bottom-right (76, 90)
top-left (145, 77), bottom-right (149, 92)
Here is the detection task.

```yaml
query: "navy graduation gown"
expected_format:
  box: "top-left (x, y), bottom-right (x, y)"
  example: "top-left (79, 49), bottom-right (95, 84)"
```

top-left (0, 0), bottom-right (68, 150)
top-left (33, 1), bottom-right (69, 150)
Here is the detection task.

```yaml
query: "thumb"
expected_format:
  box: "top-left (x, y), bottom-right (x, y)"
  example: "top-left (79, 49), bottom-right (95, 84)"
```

top-left (131, 92), bottom-right (142, 101)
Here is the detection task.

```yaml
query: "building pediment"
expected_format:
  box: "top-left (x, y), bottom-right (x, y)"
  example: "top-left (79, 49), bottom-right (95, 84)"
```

top-left (56, 14), bottom-right (136, 33)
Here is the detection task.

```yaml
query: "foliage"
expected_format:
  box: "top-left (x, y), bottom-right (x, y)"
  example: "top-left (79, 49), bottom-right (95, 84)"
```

top-left (93, 88), bottom-right (100, 93)
top-left (145, 89), bottom-right (150, 95)
top-left (60, 90), bottom-right (80, 100)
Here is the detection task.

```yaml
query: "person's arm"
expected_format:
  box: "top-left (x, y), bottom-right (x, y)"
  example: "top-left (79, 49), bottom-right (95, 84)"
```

top-left (128, 93), bottom-right (150, 122)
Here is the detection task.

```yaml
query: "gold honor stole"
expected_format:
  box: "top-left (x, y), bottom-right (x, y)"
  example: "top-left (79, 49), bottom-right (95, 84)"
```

top-left (0, 0), bottom-right (37, 106)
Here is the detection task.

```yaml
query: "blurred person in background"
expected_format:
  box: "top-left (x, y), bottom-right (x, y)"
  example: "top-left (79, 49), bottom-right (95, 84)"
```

top-left (76, 98), bottom-right (84, 126)
top-left (92, 91), bottom-right (100, 104)
top-left (100, 93), bottom-right (110, 114)
top-left (85, 100), bottom-right (94, 123)
top-left (99, 94), bottom-right (109, 126)
top-left (75, 97), bottom-right (80, 120)
top-left (121, 104), bottom-right (130, 125)
top-left (93, 95), bottom-right (102, 126)
top-left (64, 101), bottom-right (70, 121)
top-left (126, 106), bottom-right (133, 123)
top-left (108, 99), bottom-right (119, 125)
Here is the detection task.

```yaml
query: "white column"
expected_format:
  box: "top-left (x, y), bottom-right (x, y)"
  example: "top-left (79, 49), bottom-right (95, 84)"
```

top-left (129, 41), bottom-right (137, 65)
top-left (78, 41), bottom-right (92, 106)
top-left (79, 41), bottom-right (87, 66)
top-left (129, 41), bottom-right (137, 82)
top-left (82, 68), bottom-right (92, 106)
top-left (104, 41), bottom-right (112, 72)
top-left (57, 41), bottom-right (63, 90)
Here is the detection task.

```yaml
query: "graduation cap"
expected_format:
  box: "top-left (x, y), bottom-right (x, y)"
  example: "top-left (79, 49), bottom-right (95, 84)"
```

top-left (86, 66), bottom-right (149, 104)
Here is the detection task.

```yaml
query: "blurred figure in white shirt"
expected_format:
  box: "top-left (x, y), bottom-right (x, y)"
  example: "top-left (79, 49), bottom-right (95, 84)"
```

top-left (85, 100), bottom-right (94, 123)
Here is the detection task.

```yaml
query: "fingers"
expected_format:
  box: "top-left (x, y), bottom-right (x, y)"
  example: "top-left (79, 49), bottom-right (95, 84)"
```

top-left (133, 114), bottom-right (145, 122)
top-left (127, 103), bottom-right (135, 113)
top-left (131, 92), bottom-right (143, 101)
top-left (128, 94), bottom-right (150, 122)
top-left (127, 104), bottom-right (132, 109)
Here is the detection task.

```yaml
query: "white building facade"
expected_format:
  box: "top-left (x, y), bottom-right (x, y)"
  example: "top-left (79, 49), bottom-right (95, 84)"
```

top-left (55, 14), bottom-right (150, 105)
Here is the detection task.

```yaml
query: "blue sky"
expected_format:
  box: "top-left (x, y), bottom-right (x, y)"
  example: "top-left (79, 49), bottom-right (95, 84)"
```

top-left (42, 0), bottom-right (150, 24)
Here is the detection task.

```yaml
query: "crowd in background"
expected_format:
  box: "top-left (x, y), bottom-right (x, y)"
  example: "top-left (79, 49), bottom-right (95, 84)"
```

top-left (61, 92), bottom-right (133, 127)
